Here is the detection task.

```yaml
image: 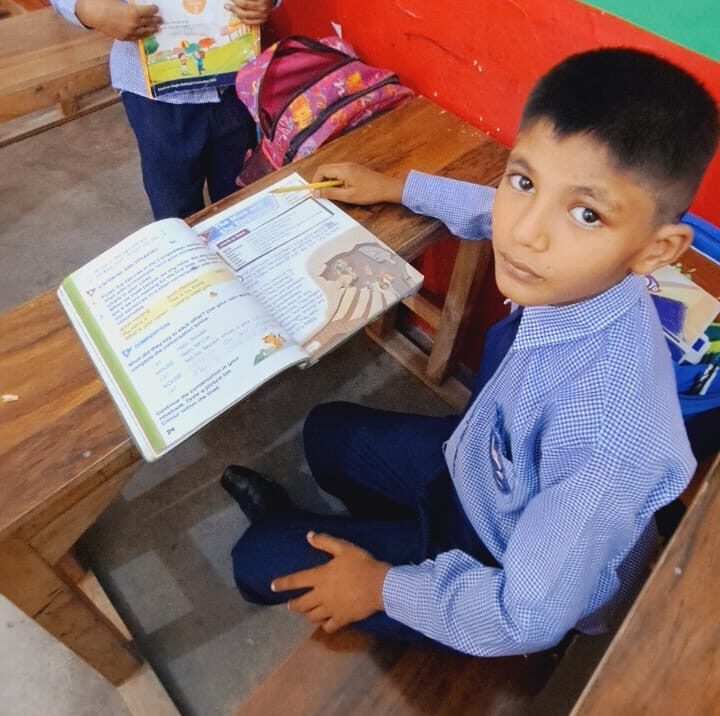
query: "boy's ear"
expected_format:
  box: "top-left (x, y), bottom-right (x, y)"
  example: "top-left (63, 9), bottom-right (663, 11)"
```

top-left (629, 222), bottom-right (694, 275)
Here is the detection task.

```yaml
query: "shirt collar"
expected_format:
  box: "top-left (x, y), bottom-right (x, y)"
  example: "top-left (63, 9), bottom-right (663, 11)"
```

top-left (513, 273), bottom-right (646, 350)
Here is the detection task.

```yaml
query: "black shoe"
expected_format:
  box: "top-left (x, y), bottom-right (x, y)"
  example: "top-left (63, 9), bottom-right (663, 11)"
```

top-left (220, 465), bottom-right (295, 523)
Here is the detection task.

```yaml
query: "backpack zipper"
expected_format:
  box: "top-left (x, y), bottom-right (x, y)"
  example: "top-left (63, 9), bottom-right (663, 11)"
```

top-left (284, 74), bottom-right (402, 163)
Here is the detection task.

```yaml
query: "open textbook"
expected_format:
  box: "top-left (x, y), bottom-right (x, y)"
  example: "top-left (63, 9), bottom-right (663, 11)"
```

top-left (58, 174), bottom-right (423, 461)
top-left (134, 0), bottom-right (260, 97)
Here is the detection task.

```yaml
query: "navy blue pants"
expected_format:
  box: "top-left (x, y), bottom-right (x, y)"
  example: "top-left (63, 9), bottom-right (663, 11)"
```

top-left (232, 309), bottom-right (522, 642)
top-left (121, 90), bottom-right (257, 220)
top-left (231, 403), bottom-right (499, 643)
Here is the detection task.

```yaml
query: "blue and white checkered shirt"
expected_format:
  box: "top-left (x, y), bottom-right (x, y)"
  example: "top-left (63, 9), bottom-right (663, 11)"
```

top-left (50, 0), bottom-right (279, 103)
top-left (382, 171), bottom-right (696, 656)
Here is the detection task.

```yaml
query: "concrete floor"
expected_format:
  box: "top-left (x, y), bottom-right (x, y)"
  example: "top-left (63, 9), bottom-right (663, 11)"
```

top-left (0, 104), bottom-right (455, 716)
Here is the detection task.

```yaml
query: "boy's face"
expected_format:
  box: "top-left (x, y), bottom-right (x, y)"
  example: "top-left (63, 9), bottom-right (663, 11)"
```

top-left (491, 119), bottom-right (690, 306)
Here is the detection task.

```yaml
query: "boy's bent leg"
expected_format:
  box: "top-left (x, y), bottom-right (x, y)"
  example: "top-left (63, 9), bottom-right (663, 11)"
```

top-left (303, 402), bottom-right (459, 518)
top-left (233, 513), bottom-right (436, 646)
top-left (206, 90), bottom-right (257, 203)
top-left (121, 92), bottom-right (207, 220)
top-left (232, 512), bottom-right (424, 604)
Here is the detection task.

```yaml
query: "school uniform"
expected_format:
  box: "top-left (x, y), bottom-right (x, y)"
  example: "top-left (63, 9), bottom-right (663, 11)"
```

top-left (232, 172), bottom-right (696, 656)
top-left (50, 0), bottom-right (278, 219)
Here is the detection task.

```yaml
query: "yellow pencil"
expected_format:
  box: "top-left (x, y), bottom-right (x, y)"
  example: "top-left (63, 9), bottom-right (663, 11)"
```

top-left (270, 179), bottom-right (344, 194)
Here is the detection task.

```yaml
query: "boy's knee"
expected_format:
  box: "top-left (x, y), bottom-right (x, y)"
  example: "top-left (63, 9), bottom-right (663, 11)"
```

top-left (231, 519), bottom-right (330, 605)
top-left (304, 401), bottom-right (346, 439)
top-left (303, 401), bottom-right (354, 464)
top-left (231, 523), bottom-right (280, 603)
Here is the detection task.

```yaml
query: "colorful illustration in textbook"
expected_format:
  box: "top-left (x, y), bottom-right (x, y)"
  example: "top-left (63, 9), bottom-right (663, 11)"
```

top-left (135, 0), bottom-right (260, 97)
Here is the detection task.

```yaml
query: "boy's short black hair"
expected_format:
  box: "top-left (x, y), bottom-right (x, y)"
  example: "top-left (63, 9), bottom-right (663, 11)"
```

top-left (520, 47), bottom-right (719, 221)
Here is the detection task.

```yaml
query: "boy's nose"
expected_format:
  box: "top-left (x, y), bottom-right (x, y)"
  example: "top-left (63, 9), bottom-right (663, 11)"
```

top-left (511, 204), bottom-right (550, 252)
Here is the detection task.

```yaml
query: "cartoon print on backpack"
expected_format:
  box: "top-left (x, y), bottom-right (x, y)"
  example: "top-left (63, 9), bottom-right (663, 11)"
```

top-left (234, 36), bottom-right (414, 187)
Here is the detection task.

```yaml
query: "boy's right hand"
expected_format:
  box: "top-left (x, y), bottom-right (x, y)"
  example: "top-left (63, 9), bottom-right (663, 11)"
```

top-left (311, 163), bottom-right (406, 205)
top-left (75, 0), bottom-right (162, 41)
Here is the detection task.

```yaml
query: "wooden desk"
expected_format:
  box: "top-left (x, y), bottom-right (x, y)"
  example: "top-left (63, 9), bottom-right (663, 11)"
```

top-left (0, 97), bottom-right (507, 710)
top-left (0, 7), bottom-right (116, 145)
top-left (572, 455), bottom-right (720, 716)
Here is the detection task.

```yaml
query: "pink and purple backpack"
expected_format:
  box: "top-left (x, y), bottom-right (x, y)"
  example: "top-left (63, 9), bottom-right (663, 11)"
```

top-left (235, 35), bottom-right (414, 187)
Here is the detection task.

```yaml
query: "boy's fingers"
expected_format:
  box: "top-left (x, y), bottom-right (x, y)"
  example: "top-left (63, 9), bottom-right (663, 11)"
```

top-left (305, 606), bottom-right (330, 624)
top-left (306, 531), bottom-right (348, 555)
top-left (312, 187), bottom-right (345, 201)
top-left (271, 566), bottom-right (317, 592)
top-left (322, 618), bottom-right (342, 634)
top-left (287, 591), bottom-right (320, 614)
top-left (135, 4), bottom-right (161, 19)
top-left (311, 164), bottom-right (346, 184)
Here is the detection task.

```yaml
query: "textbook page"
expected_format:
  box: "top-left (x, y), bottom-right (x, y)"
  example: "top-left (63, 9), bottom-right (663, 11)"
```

top-left (58, 218), bottom-right (308, 461)
top-left (134, 0), bottom-right (260, 98)
top-left (195, 173), bottom-right (424, 360)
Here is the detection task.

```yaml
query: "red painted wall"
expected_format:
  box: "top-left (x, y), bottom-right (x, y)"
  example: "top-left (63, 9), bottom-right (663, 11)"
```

top-left (269, 0), bottom-right (720, 225)
top-left (268, 0), bottom-right (720, 370)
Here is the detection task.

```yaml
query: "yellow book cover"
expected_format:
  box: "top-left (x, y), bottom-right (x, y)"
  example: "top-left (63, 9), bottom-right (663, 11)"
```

top-left (134, 0), bottom-right (260, 98)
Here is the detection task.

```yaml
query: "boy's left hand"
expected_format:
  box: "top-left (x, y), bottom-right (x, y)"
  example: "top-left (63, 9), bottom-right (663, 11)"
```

top-left (271, 531), bottom-right (391, 633)
top-left (225, 0), bottom-right (275, 25)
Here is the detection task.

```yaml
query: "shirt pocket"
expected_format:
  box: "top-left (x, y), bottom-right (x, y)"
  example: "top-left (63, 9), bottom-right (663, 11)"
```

top-left (489, 409), bottom-right (528, 514)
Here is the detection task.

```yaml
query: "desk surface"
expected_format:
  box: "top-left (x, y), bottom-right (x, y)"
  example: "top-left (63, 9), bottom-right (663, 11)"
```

top-left (0, 7), bottom-right (112, 121)
top-left (0, 96), bottom-right (508, 542)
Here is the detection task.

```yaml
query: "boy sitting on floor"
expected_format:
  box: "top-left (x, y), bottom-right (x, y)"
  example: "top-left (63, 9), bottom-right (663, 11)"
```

top-left (222, 48), bottom-right (719, 656)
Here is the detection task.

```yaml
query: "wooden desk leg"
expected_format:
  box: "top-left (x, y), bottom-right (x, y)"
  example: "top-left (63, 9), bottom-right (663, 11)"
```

top-left (0, 536), bottom-right (142, 685)
top-left (426, 239), bottom-right (491, 385)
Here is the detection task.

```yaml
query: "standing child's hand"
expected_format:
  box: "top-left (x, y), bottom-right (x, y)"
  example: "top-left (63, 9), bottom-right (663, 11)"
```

top-left (225, 0), bottom-right (276, 25)
top-left (76, 0), bottom-right (162, 41)
top-left (311, 163), bottom-right (407, 205)
top-left (271, 531), bottom-right (391, 633)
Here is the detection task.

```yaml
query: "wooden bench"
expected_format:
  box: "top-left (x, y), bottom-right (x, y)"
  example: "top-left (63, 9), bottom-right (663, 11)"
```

top-left (0, 6), bottom-right (115, 146)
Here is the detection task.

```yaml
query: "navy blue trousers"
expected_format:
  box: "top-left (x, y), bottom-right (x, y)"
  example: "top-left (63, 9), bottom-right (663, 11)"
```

top-left (232, 309), bottom-right (522, 643)
top-left (121, 90), bottom-right (257, 220)
top-left (231, 403), bottom-right (499, 643)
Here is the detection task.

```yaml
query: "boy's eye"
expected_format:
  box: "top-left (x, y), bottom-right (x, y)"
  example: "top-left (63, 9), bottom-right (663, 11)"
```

top-left (508, 174), bottom-right (534, 192)
top-left (570, 206), bottom-right (602, 226)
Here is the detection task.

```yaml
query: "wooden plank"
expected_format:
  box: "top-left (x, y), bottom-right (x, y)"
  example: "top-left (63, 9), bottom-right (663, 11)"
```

top-left (0, 8), bottom-right (111, 120)
top-left (571, 455), bottom-right (720, 716)
top-left (0, 7), bottom-right (100, 60)
top-left (2, 0), bottom-right (48, 12)
top-left (26, 458), bottom-right (138, 564)
top-left (0, 85), bottom-right (118, 148)
top-left (234, 628), bottom-right (557, 716)
top-left (0, 0), bottom-right (25, 17)
top-left (0, 292), bottom-right (136, 542)
top-left (427, 239), bottom-right (492, 384)
top-left (365, 328), bottom-right (470, 411)
top-left (401, 293), bottom-right (442, 331)
top-left (366, 305), bottom-right (400, 339)
top-left (56, 560), bottom-right (182, 715)
top-left (119, 664), bottom-right (183, 716)
top-left (0, 537), bottom-right (142, 684)
top-left (0, 58), bottom-right (110, 120)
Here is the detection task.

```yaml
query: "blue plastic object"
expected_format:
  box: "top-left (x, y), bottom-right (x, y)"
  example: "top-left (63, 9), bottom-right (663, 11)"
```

top-left (681, 212), bottom-right (720, 264)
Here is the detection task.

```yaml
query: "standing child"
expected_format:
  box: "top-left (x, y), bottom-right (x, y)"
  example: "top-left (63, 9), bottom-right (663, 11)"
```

top-left (50, 0), bottom-right (279, 220)
top-left (223, 48), bottom-right (719, 656)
